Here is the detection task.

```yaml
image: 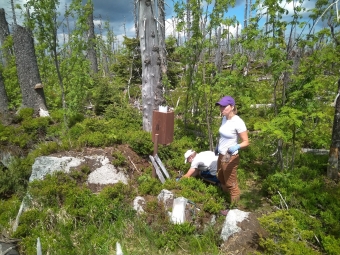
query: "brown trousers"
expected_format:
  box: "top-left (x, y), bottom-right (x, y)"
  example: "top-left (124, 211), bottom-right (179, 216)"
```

top-left (217, 153), bottom-right (240, 202)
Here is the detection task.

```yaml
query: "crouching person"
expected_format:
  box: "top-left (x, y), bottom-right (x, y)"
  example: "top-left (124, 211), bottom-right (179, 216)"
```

top-left (180, 150), bottom-right (219, 183)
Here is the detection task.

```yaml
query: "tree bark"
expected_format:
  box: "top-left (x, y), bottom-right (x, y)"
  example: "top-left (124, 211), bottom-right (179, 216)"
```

top-left (244, 0), bottom-right (248, 29)
top-left (327, 78), bottom-right (340, 180)
top-left (0, 71), bottom-right (8, 114)
top-left (158, 0), bottom-right (167, 75)
top-left (215, 26), bottom-right (222, 73)
top-left (86, 2), bottom-right (98, 75)
top-left (13, 25), bottom-right (48, 113)
top-left (0, 8), bottom-right (12, 67)
top-left (138, 0), bottom-right (165, 132)
top-left (186, 0), bottom-right (191, 42)
top-left (10, 0), bottom-right (17, 26)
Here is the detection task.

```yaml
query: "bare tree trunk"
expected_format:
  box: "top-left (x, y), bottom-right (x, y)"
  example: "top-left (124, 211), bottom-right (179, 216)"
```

top-left (328, 78), bottom-right (340, 180)
top-left (0, 8), bottom-right (12, 67)
top-left (0, 9), bottom-right (10, 43)
top-left (202, 55), bottom-right (213, 151)
top-left (244, 0), bottom-right (248, 29)
top-left (10, 0), bottom-right (17, 26)
top-left (13, 25), bottom-right (48, 114)
top-left (134, 1), bottom-right (139, 39)
top-left (265, 12), bottom-right (268, 34)
top-left (65, 4), bottom-right (71, 56)
top-left (97, 18), bottom-right (105, 76)
top-left (227, 25), bottom-right (230, 54)
top-left (215, 26), bottom-right (222, 73)
top-left (186, 0), bottom-right (191, 42)
top-left (86, 2), bottom-right (98, 75)
top-left (158, 0), bottom-right (167, 75)
top-left (0, 71), bottom-right (8, 115)
top-left (138, 0), bottom-right (165, 132)
top-left (249, 0), bottom-right (252, 20)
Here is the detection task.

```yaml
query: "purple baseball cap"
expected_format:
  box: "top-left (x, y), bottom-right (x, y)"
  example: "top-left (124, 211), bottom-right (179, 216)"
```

top-left (215, 96), bottom-right (235, 107)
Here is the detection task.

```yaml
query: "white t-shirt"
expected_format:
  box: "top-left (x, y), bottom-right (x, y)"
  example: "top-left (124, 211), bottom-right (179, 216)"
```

top-left (218, 115), bottom-right (247, 155)
top-left (190, 151), bottom-right (218, 176)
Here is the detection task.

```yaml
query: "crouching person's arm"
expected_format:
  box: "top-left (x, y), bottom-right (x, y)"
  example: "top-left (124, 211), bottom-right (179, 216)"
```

top-left (182, 168), bottom-right (199, 178)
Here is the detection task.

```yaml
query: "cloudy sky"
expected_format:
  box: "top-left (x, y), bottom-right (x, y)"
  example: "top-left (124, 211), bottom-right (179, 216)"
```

top-left (1, 0), bottom-right (245, 35)
top-left (2, 0), bottom-right (177, 39)
top-left (1, 0), bottom-right (328, 43)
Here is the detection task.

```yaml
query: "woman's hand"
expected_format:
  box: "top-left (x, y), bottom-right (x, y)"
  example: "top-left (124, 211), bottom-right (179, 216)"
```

top-left (228, 144), bottom-right (240, 154)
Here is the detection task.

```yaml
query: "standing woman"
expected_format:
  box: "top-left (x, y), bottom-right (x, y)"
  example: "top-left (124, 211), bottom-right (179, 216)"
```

top-left (215, 96), bottom-right (249, 211)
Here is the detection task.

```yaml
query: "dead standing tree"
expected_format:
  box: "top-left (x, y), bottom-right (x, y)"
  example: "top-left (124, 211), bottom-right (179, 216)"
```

top-left (0, 8), bottom-right (12, 67)
top-left (137, 0), bottom-right (166, 132)
top-left (0, 9), bottom-right (10, 114)
top-left (328, 78), bottom-right (340, 181)
top-left (86, 2), bottom-right (98, 75)
top-left (0, 71), bottom-right (9, 115)
top-left (13, 25), bottom-right (48, 114)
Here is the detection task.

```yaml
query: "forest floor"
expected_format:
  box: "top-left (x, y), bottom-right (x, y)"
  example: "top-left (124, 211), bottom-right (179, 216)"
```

top-left (48, 144), bottom-right (151, 193)
top-left (46, 144), bottom-right (272, 254)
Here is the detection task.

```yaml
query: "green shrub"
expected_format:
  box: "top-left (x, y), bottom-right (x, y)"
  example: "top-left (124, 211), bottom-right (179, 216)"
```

top-left (0, 157), bottom-right (32, 198)
top-left (99, 182), bottom-right (136, 203)
top-left (28, 172), bottom-right (78, 208)
top-left (69, 122), bottom-right (86, 138)
top-left (111, 151), bottom-right (127, 167)
top-left (92, 80), bottom-right (116, 116)
top-left (77, 131), bottom-right (118, 147)
top-left (157, 136), bottom-right (198, 173)
top-left (49, 109), bottom-right (64, 122)
top-left (0, 123), bottom-right (13, 145)
top-left (202, 196), bottom-right (224, 214)
top-left (127, 130), bottom-right (153, 156)
top-left (14, 171), bottom-right (138, 255)
top-left (46, 121), bottom-right (63, 138)
top-left (21, 116), bottom-right (50, 138)
top-left (29, 141), bottom-right (61, 158)
top-left (0, 196), bottom-right (21, 231)
top-left (155, 222), bottom-right (195, 251)
top-left (11, 132), bottom-right (32, 148)
top-left (13, 208), bottom-right (41, 238)
top-left (68, 112), bottom-right (85, 128)
top-left (81, 118), bottom-right (109, 132)
top-left (322, 234), bottom-right (340, 255)
top-left (138, 175), bottom-right (162, 195)
top-left (15, 108), bottom-right (34, 122)
top-left (104, 104), bottom-right (142, 129)
top-left (69, 165), bottom-right (90, 183)
top-left (163, 177), bottom-right (225, 214)
top-left (0, 124), bottom-right (31, 148)
top-left (259, 210), bottom-right (320, 254)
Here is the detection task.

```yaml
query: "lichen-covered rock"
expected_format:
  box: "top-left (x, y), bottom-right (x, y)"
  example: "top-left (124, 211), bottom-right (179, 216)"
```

top-left (220, 209), bottom-right (267, 254)
top-left (30, 155), bottom-right (128, 185)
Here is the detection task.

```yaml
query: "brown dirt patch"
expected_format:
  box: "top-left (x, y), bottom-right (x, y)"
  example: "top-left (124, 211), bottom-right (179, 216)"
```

top-left (49, 144), bottom-right (152, 192)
